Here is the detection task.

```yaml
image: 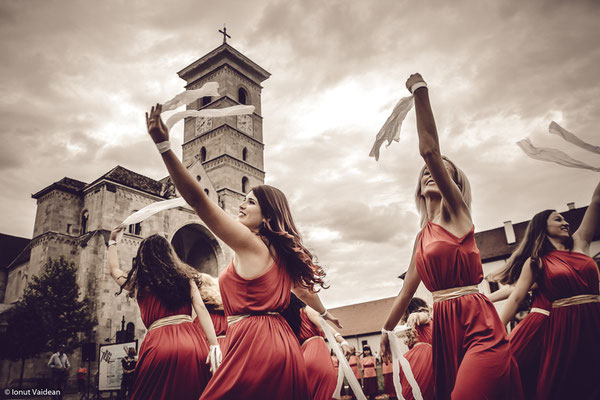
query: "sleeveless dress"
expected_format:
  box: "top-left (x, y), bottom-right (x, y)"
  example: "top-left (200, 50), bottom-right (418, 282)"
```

top-left (508, 289), bottom-right (551, 399)
top-left (415, 221), bottom-right (522, 399)
top-left (349, 355), bottom-right (361, 381)
top-left (360, 355), bottom-right (377, 396)
top-left (199, 260), bottom-right (309, 400)
top-left (130, 290), bottom-right (211, 400)
top-left (399, 320), bottom-right (434, 400)
top-left (298, 308), bottom-right (337, 400)
top-left (536, 250), bottom-right (600, 400)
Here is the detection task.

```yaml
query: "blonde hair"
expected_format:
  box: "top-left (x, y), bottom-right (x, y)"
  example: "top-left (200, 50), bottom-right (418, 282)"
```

top-left (414, 156), bottom-right (472, 228)
top-left (195, 273), bottom-right (223, 311)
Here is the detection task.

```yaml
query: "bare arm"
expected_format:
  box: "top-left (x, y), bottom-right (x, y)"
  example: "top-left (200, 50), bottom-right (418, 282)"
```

top-left (108, 228), bottom-right (133, 290)
top-left (292, 286), bottom-right (342, 329)
top-left (573, 180), bottom-right (600, 254)
top-left (488, 284), bottom-right (513, 303)
top-left (380, 236), bottom-right (422, 363)
top-left (409, 74), bottom-right (472, 230)
top-left (499, 258), bottom-right (535, 326)
top-left (190, 280), bottom-right (218, 347)
top-left (146, 104), bottom-right (267, 258)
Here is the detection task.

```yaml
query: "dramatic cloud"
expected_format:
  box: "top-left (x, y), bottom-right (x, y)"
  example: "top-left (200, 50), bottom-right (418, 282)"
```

top-left (1, 0), bottom-right (599, 306)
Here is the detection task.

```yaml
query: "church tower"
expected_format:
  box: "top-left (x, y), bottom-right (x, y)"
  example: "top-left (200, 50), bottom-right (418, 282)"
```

top-left (177, 34), bottom-right (270, 215)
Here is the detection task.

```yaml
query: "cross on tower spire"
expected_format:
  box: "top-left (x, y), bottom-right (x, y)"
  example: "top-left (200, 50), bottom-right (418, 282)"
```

top-left (219, 25), bottom-right (231, 44)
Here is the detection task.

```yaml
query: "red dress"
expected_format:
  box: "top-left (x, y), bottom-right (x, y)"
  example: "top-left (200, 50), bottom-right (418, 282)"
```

top-left (130, 291), bottom-right (211, 400)
top-left (508, 289), bottom-right (551, 399)
top-left (415, 221), bottom-right (522, 399)
top-left (199, 261), bottom-right (309, 399)
top-left (361, 355), bottom-right (378, 395)
top-left (349, 355), bottom-right (361, 380)
top-left (298, 308), bottom-right (337, 400)
top-left (399, 321), bottom-right (434, 400)
top-left (536, 250), bottom-right (600, 400)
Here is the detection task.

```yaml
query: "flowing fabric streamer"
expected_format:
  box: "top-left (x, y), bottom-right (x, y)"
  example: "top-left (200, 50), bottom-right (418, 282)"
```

top-left (516, 138), bottom-right (600, 172)
top-left (319, 318), bottom-right (367, 400)
top-left (165, 105), bottom-right (255, 130)
top-left (548, 121), bottom-right (600, 154)
top-left (385, 329), bottom-right (423, 400)
top-left (161, 82), bottom-right (220, 112)
top-left (115, 197), bottom-right (188, 241)
top-left (369, 95), bottom-right (415, 161)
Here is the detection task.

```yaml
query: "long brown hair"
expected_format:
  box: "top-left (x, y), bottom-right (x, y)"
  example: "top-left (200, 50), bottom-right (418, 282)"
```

top-left (116, 234), bottom-right (198, 310)
top-left (195, 273), bottom-right (223, 311)
top-left (252, 185), bottom-right (328, 292)
top-left (492, 209), bottom-right (573, 284)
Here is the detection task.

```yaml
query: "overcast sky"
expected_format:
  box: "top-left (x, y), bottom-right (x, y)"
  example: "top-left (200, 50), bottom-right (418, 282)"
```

top-left (1, 0), bottom-right (599, 307)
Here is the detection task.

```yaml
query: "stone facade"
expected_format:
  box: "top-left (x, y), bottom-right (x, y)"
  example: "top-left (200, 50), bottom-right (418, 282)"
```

top-left (0, 42), bottom-right (270, 391)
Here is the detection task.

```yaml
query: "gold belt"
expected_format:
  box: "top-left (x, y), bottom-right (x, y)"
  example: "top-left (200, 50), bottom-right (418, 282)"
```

top-left (552, 294), bottom-right (600, 308)
top-left (432, 285), bottom-right (479, 302)
top-left (148, 314), bottom-right (192, 331)
top-left (227, 311), bottom-right (279, 326)
top-left (301, 335), bottom-right (324, 347)
top-left (530, 307), bottom-right (550, 316)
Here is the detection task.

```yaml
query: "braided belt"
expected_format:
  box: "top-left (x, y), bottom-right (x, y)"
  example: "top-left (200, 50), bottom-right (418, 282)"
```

top-left (432, 285), bottom-right (479, 302)
top-left (552, 294), bottom-right (600, 308)
top-left (227, 311), bottom-right (280, 326)
top-left (301, 335), bottom-right (324, 347)
top-left (148, 314), bottom-right (192, 331)
top-left (530, 307), bottom-right (550, 316)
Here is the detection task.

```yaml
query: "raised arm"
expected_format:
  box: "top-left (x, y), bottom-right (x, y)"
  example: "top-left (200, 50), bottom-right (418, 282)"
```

top-left (146, 104), bottom-right (264, 256)
top-left (108, 228), bottom-right (133, 290)
top-left (380, 236), bottom-right (422, 363)
top-left (408, 74), bottom-right (471, 226)
top-left (499, 258), bottom-right (535, 326)
top-left (488, 284), bottom-right (513, 303)
top-left (573, 180), bottom-right (600, 254)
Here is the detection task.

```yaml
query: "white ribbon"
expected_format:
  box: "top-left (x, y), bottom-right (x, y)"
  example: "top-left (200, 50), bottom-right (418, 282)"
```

top-left (165, 105), bottom-right (255, 130)
top-left (319, 317), bottom-right (366, 400)
top-left (115, 197), bottom-right (188, 241)
top-left (516, 137), bottom-right (600, 172)
top-left (369, 95), bottom-right (415, 161)
top-left (385, 328), bottom-right (423, 400)
top-left (161, 82), bottom-right (220, 112)
top-left (549, 121), bottom-right (600, 154)
top-left (207, 344), bottom-right (222, 374)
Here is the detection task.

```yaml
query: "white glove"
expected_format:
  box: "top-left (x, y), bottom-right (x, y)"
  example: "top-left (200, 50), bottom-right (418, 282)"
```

top-left (207, 345), bottom-right (222, 374)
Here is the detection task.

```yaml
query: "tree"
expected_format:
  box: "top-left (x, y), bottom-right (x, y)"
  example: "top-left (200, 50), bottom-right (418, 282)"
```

top-left (0, 256), bottom-right (96, 388)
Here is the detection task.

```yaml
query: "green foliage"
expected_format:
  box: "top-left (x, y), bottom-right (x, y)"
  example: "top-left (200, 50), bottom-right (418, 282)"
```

top-left (1, 256), bottom-right (96, 360)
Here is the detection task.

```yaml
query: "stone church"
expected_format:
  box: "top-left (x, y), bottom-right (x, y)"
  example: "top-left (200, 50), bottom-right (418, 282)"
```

top-left (0, 41), bottom-right (270, 388)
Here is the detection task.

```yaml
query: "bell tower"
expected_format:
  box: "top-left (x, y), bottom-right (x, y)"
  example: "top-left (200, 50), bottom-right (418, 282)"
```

top-left (177, 36), bottom-right (270, 215)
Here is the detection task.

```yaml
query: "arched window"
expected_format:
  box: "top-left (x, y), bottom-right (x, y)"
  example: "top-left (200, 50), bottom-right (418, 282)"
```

top-left (204, 189), bottom-right (209, 196)
top-left (202, 96), bottom-right (211, 106)
top-left (128, 211), bottom-right (142, 236)
top-left (238, 88), bottom-right (248, 105)
top-left (242, 147), bottom-right (248, 161)
top-left (242, 177), bottom-right (250, 193)
top-left (81, 210), bottom-right (89, 234)
top-left (200, 147), bottom-right (207, 162)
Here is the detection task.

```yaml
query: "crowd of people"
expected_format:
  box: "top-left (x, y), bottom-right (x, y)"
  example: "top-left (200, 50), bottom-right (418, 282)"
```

top-left (98, 73), bottom-right (599, 399)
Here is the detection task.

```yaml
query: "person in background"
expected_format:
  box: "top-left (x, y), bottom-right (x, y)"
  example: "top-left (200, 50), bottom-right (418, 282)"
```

top-left (48, 345), bottom-right (70, 400)
top-left (119, 347), bottom-right (137, 400)
top-left (76, 364), bottom-right (87, 395)
top-left (360, 345), bottom-right (378, 400)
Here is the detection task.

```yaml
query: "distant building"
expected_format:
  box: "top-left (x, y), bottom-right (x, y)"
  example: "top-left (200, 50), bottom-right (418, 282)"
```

top-left (0, 42), bottom-right (270, 389)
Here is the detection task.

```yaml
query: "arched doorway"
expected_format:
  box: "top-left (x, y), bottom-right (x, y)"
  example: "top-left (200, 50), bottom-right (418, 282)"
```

top-left (170, 223), bottom-right (220, 276)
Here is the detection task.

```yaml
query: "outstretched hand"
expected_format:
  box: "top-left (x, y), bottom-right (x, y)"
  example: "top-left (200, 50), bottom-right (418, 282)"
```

top-left (324, 311), bottom-right (343, 329)
top-left (406, 73), bottom-right (426, 92)
top-left (380, 333), bottom-right (392, 364)
top-left (146, 103), bottom-right (169, 144)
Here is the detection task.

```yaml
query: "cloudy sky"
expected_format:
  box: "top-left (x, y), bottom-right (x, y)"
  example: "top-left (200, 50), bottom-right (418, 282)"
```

top-left (1, 0), bottom-right (599, 307)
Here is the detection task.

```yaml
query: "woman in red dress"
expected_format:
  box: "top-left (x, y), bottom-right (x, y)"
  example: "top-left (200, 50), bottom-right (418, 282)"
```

top-left (282, 294), bottom-right (352, 400)
top-left (193, 273), bottom-right (227, 350)
top-left (360, 346), bottom-right (378, 399)
top-left (380, 73), bottom-right (522, 399)
top-left (347, 347), bottom-right (362, 399)
top-left (499, 182), bottom-right (600, 400)
top-left (145, 104), bottom-right (341, 400)
top-left (108, 232), bottom-right (220, 400)
top-left (491, 254), bottom-right (552, 398)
